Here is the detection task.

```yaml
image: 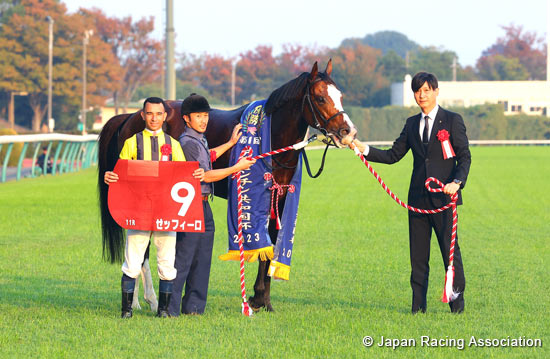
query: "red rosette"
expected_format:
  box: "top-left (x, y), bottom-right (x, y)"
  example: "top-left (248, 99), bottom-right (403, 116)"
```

top-left (263, 173), bottom-right (272, 181)
top-left (436, 129), bottom-right (455, 159)
top-left (437, 129), bottom-right (450, 142)
top-left (161, 144), bottom-right (172, 156)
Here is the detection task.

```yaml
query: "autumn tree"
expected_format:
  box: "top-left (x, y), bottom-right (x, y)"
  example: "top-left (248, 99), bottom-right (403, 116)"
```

top-left (329, 41), bottom-right (389, 107)
top-left (476, 54), bottom-right (529, 80)
top-left (178, 52), bottom-right (233, 103)
top-left (234, 45), bottom-right (279, 103)
top-left (0, 0), bottom-right (120, 131)
top-left (486, 24), bottom-right (546, 78)
top-left (476, 24), bottom-right (547, 80)
top-left (80, 8), bottom-right (162, 112)
top-left (275, 43), bottom-right (328, 83)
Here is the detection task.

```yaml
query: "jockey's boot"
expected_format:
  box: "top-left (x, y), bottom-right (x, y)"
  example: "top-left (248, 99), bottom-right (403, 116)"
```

top-left (121, 274), bottom-right (136, 318)
top-left (157, 280), bottom-right (173, 318)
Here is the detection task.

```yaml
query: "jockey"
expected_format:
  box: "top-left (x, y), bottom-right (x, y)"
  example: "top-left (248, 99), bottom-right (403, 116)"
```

top-left (168, 93), bottom-right (256, 316)
top-left (104, 97), bottom-right (187, 318)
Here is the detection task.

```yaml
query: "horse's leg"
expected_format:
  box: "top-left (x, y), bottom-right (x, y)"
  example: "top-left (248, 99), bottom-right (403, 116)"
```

top-left (131, 274), bottom-right (142, 310)
top-left (262, 220), bottom-right (279, 312)
top-left (249, 260), bottom-right (267, 311)
top-left (249, 219), bottom-right (279, 312)
top-left (141, 257), bottom-right (158, 312)
top-left (263, 259), bottom-right (274, 312)
top-left (141, 242), bottom-right (158, 312)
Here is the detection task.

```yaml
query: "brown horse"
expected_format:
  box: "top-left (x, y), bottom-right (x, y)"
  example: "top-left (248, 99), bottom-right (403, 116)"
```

top-left (98, 60), bottom-right (357, 311)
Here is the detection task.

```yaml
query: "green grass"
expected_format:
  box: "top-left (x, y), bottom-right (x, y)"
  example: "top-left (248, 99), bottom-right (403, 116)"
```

top-left (0, 146), bottom-right (549, 358)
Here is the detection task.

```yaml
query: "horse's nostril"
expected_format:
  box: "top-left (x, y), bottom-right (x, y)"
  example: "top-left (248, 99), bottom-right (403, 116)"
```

top-left (342, 129), bottom-right (349, 136)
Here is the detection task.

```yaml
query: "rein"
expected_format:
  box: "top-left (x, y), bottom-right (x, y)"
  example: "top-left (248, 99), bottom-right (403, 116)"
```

top-left (351, 144), bottom-right (460, 303)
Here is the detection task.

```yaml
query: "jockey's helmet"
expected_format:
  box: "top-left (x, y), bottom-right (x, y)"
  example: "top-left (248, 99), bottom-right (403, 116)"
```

top-left (181, 93), bottom-right (212, 116)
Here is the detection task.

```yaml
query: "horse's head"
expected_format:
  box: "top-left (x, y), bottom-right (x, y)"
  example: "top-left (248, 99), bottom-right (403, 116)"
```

top-left (303, 60), bottom-right (357, 148)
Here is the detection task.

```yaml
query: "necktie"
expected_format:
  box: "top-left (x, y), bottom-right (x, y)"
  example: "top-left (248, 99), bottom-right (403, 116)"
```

top-left (422, 116), bottom-right (430, 148)
top-left (151, 136), bottom-right (159, 161)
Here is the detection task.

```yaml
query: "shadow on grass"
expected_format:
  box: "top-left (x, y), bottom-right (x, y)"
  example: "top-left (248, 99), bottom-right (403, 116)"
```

top-left (207, 287), bottom-right (409, 314)
top-left (2, 274), bottom-right (414, 317)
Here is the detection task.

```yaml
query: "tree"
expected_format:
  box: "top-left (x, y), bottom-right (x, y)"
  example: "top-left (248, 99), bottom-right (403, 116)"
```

top-left (275, 43), bottom-right (328, 83)
top-left (236, 45), bottom-right (279, 103)
top-left (178, 52), bottom-right (233, 103)
top-left (177, 44), bottom-right (327, 105)
top-left (329, 41), bottom-right (389, 107)
top-left (341, 30), bottom-right (419, 58)
top-left (457, 65), bottom-right (479, 81)
top-left (0, 0), bottom-right (120, 131)
top-left (478, 24), bottom-right (546, 80)
top-left (377, 50), bottom-right (407, 83)
top-left (408, 46), bottom-right (458, 81)
top-left (476, 54), bottom-right (529, 80)
top-left (80, 8), bottom-right (162, 112)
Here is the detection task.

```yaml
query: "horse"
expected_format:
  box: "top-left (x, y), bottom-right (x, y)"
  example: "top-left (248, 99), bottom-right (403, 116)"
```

top-left (98, 60), bottom-right (357, 312)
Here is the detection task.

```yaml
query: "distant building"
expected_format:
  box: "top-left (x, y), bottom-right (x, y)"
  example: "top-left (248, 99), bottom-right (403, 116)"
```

top-left (92, 101), bottom-right (142, 131)
top-left (92, 100), bottom-right (234, 131)
top-left (391, 74), bottom-right (550, 116)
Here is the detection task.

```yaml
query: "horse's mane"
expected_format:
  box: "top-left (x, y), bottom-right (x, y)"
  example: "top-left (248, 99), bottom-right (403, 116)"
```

top-left (264, 72), bottom-right (310, 115)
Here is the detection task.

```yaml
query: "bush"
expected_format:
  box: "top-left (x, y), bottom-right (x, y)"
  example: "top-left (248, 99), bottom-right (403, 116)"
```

top-left (349, 104), bottom-right (548, 141)
top-left (0, 128), bottom-right (24, 166)
top-left (506, 114), bottom-right (550, 140)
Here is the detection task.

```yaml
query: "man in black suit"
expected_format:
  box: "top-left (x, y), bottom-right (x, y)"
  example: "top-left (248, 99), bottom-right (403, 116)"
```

top-left (352, 72), bottom-right (471, 313)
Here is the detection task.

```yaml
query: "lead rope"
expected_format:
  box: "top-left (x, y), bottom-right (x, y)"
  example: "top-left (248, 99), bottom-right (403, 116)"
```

top-left (232, 136), bottom-right (316, 316)
top-left (234, 146), bottom-right (254, 316)
top-left (350, 144), bottom-right (459, 303)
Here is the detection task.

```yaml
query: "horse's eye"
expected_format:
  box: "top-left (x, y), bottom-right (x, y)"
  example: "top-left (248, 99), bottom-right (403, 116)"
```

top-left (316, 96), bottom-right (326, 104)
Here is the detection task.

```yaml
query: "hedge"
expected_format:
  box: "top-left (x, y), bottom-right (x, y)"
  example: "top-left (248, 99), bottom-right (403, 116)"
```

top-left (349, 104), bottom-right (550, 141)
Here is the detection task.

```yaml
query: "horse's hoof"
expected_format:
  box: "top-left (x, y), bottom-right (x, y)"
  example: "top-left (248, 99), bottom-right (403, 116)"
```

top-left (145, 298), bottom-right (158, 313)
top-left (121, 310), bottom-right (133, 318)
top-left (248, 296), bottom-right (264, 311)
top-left (265, 303), bottom-right (274, 312)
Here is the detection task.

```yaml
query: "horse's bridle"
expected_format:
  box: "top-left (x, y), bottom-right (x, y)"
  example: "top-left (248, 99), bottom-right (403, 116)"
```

top-left (301, 77), bottom-right (348, 145)
top-left (270, 76), bottom-right (349, 177)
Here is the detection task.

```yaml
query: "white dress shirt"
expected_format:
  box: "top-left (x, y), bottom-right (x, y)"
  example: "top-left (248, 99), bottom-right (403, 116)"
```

top-left (419, 104), bottom-right (439, 142)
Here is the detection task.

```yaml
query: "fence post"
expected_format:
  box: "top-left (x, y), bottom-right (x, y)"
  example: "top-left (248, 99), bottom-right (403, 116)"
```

top-left (52, 142), bottom-right (64, 176)
top-left (16, 142), bottom-right (30, 181)
top-left (43, 142), bottom-right (53, 176)
top-left (1, 143), bottom-right (14, 183)
top-left (59, 142), bottom-right (72, 174)
top-left (30, 141), bottom-right (42, 178)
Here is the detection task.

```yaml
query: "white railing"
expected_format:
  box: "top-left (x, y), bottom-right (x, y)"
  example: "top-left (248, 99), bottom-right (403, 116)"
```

top-left (1, 133), bottom-right (98, 182)
top-left (0, 133), bottom-right (99, 144)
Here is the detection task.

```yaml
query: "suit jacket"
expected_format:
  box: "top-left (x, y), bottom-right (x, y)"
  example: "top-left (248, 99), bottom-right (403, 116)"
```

top-left (366, 107), bottom-right (471, 209)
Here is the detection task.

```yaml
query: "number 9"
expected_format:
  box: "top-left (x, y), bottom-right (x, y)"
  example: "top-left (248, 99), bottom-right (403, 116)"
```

top-left (171, 182), bottom-right (195, 217)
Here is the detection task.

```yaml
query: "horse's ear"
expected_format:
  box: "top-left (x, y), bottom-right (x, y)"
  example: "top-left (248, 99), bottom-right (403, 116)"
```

top-left (309, 62), bottom-right (318, 81)
top-left (325, 59), bottom-right (332, 76)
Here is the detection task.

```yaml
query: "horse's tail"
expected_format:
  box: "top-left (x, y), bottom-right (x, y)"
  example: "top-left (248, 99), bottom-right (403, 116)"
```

top-left (98, 113), bottom-right (130, 264)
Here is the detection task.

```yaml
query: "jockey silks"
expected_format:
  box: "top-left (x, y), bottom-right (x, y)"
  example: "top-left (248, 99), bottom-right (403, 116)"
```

top-left (119, 129), bottom-right (185, 162)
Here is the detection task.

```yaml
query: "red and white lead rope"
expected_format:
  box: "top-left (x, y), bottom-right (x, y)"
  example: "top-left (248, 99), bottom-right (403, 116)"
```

top-left (233, 136), bottom-right (314, 316)
top-left (351, 144), bottom-right (460, 303)
top-left (235, 146), bottom-right (254, 316)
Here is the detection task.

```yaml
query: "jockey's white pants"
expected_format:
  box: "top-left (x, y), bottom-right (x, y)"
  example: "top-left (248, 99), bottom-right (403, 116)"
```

top-left (121, 229), bottom-right (177, 281)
